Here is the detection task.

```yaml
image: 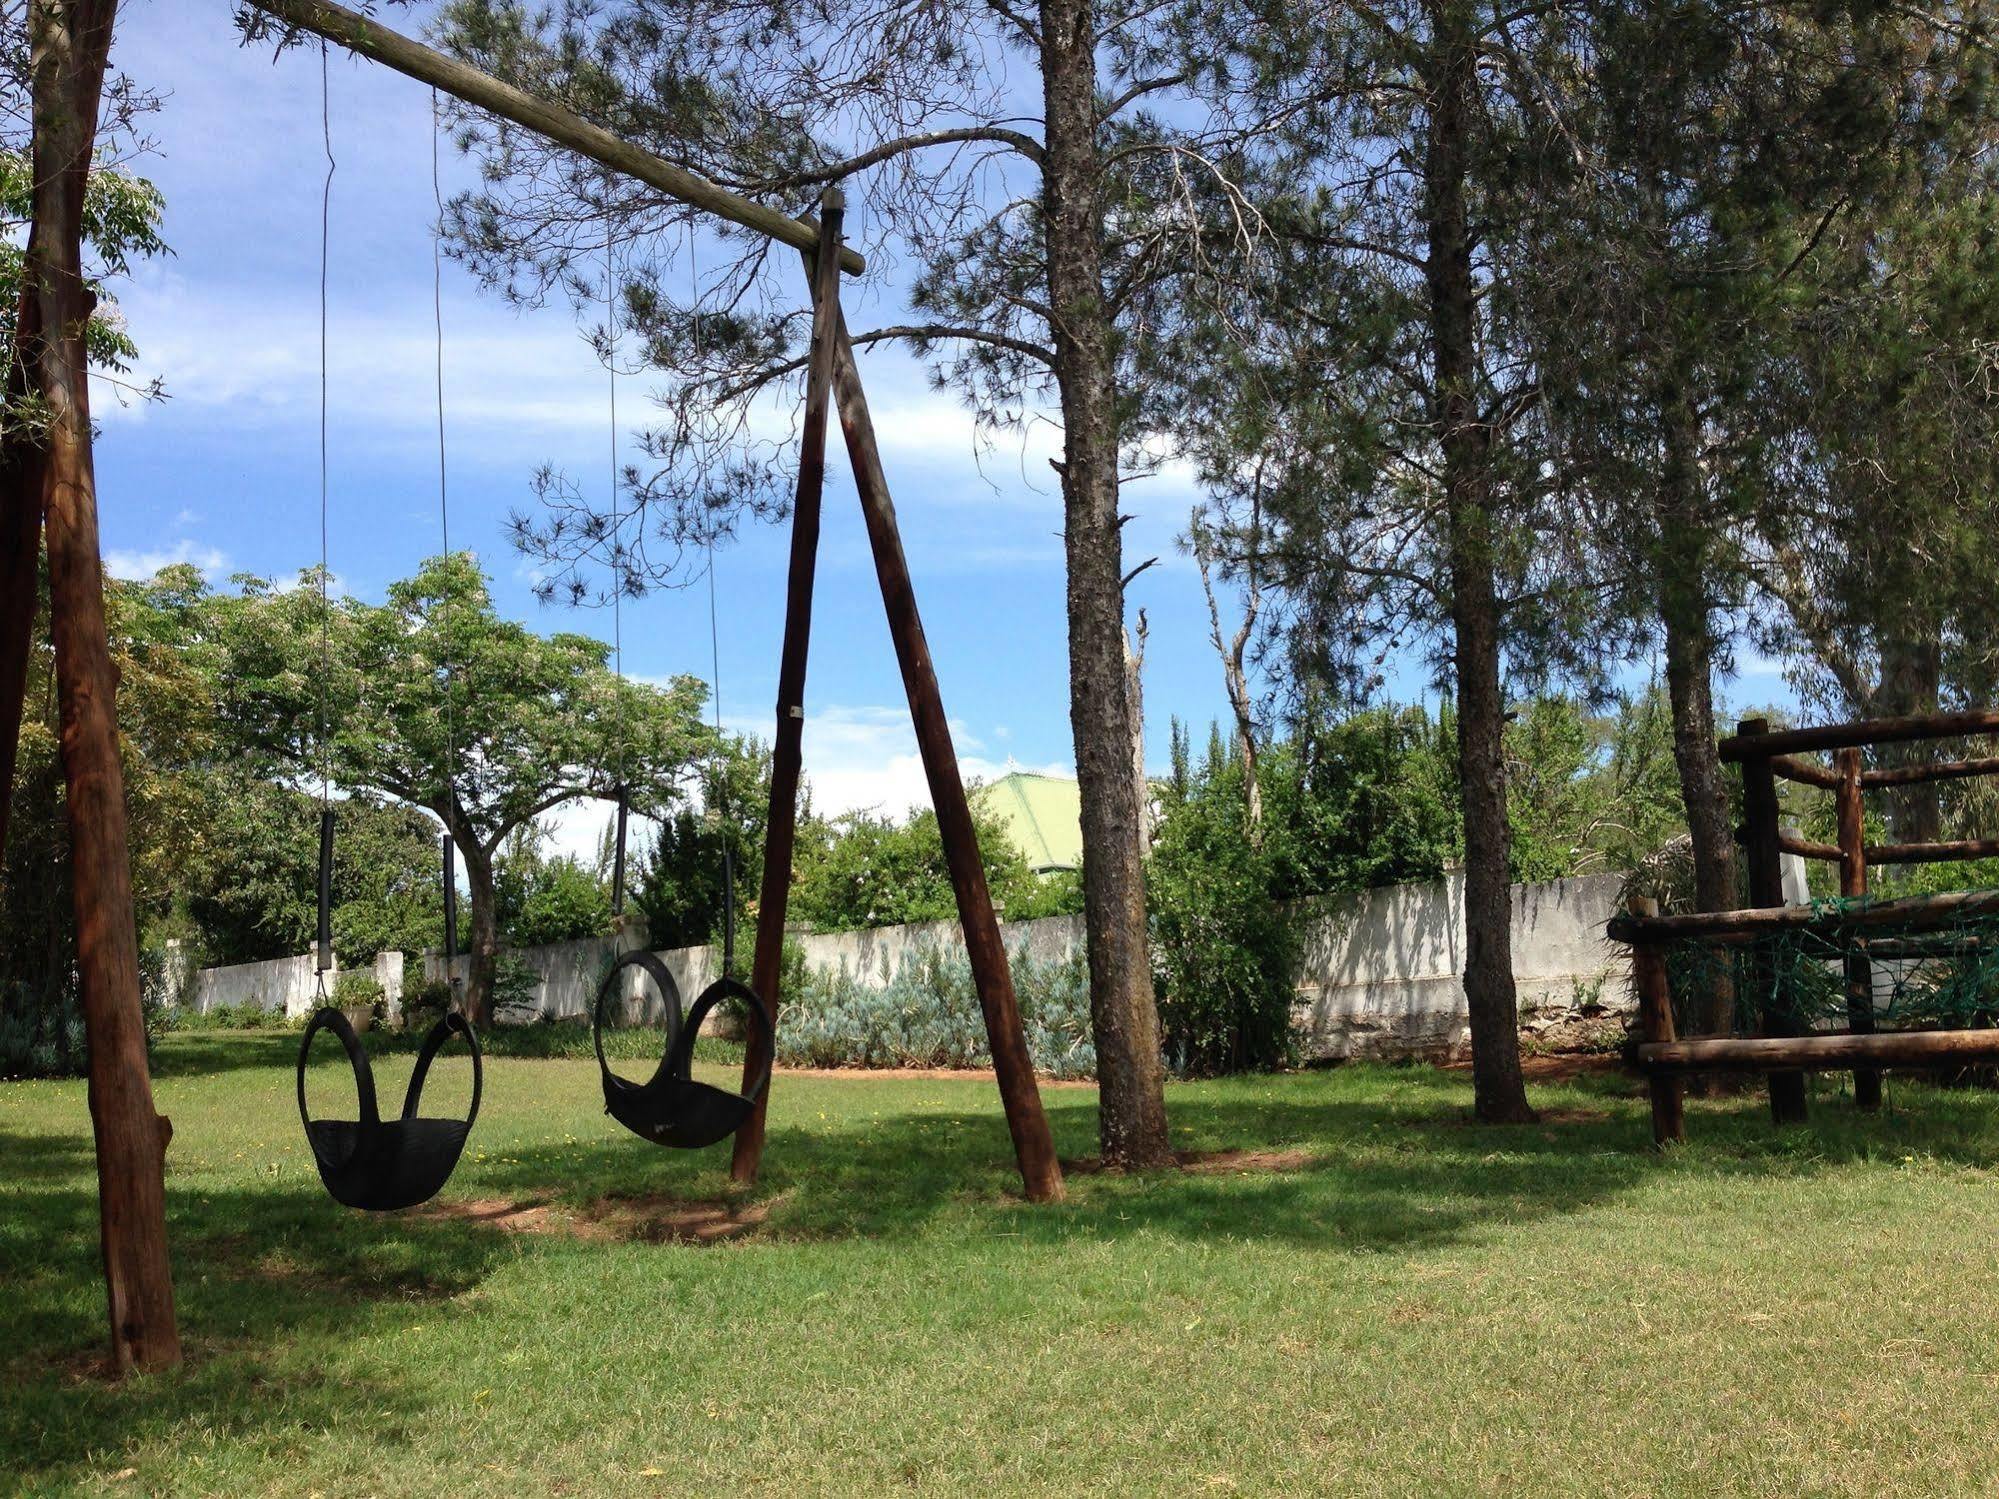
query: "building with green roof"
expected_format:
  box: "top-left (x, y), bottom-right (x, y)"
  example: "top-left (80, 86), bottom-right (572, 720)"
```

top-left (974, 770), bottom-right (1083, 874)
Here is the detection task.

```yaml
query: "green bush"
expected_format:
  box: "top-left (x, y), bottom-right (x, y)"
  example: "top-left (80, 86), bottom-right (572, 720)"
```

top-left (0, 947), bottom-right (176, 1079)
top-left (400, 973), bottom-right (454, 1031)
top-left (491, 952), bottom-right (544, 1022)
top-left (1148, 723), bottom-right (1302, 1076)
top-left (773, 947), bottom-right (1095, 1078)
top-left (332, 969), bottom-right (387, 1025)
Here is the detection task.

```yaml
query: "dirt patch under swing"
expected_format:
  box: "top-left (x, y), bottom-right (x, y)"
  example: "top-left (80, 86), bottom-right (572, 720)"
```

top-left (1061, 1145), bottom-right (1319, 1176)
top-left (411, 1192), bottom-right (774, 1245)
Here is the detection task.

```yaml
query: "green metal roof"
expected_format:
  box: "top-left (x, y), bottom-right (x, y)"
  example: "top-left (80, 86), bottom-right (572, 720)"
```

top-left (975, 771), bottom-right (1083, 874)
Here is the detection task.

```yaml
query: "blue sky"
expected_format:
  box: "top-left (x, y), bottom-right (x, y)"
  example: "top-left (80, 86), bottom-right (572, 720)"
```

top-left (92, 2), bottom-right (1260, 853)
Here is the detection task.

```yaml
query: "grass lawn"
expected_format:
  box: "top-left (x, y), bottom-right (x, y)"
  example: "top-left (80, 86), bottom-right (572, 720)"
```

top-left (7, 1037), bottom-right (1999, 1496)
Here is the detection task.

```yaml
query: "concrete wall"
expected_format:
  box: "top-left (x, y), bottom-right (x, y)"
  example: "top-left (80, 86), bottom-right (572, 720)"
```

top-left (782, 912), bottom-right (1084, 986)
top-left (177, 947), bottom-right (403, 1022)
top-left (1292, 872), bottom-right (1629, 1061)
top-left (423, 924), bottom-right (699, 1026)
top-left (179, 863), bottom-right (1803, 1057)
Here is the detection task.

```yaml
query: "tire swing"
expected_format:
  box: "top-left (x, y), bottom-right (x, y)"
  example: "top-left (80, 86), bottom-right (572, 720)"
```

top-left (589, 211), bottom-right (772, 1151)
top-left (295, 64), bottom-right (480, 1210)
top-left (299, 1008), bottom-right (483, 1211)
top-left (592, 949), bottom-right (771, 1150)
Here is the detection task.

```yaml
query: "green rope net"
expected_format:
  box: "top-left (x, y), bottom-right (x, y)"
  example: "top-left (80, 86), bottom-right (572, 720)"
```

top-left (1660, 895), bottom-right (1999, 1037)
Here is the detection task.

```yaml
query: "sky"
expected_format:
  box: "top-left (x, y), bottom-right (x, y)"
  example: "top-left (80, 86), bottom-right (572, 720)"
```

top-left (89, 2), bottom-right (1789, 864)
top-left (89, 1), bottom-right (1257, 859)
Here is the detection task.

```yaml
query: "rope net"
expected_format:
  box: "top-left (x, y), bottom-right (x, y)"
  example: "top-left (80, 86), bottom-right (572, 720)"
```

top-left (1660, 895), bottom-right (1999, 1036)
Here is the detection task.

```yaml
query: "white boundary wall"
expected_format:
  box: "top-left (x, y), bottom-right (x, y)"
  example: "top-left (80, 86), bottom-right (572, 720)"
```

top-left (180, 867), bottom-right (1739, 1058)
top-left (174, 948), bottom-right (404, 1022)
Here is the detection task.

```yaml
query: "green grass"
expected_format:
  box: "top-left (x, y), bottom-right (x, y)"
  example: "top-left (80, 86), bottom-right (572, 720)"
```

top-left (7, 1039), bottom-right (1999, 1496)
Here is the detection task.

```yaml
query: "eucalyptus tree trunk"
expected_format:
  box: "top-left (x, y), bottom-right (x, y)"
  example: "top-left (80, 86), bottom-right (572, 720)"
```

top-left (1040, 0), bottom-right (1172, 1167)
top-left (28, 0), bottom-right (182, 1372)
top-left (0, 285), bottom-right (43, 865)
top-left (1423, 3), bottom-right (1534, 1124)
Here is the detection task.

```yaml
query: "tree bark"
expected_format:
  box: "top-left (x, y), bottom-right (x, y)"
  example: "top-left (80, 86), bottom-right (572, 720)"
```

top-left (1, 285), bottom-right (47, 866)
top-left (1423, 3), bottom-right (1534, 1124)
top-left (30, 0), bottom-right (181, 1373)
top-left (458, 837), bottom-right (498, 1027)
top-left (1039, 0), bottom-right (1172, 1167)
top-left (1654, 392), bottom-right (1738, 1058)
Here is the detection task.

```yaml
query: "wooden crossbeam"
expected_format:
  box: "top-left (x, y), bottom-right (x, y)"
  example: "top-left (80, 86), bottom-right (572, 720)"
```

top-left (1640, 1029), bottom-right (1999, 1074)
top-left (242, 0), bottom-right (865, 274)
top-left (1719, 710), bottom-right (1999, 761)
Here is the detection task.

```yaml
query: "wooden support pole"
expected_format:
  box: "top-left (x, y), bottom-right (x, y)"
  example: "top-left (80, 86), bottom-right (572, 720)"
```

top-left (730, 193), bottom-right (844, 1186)
top-left (1836, 747), bottom-right (1880, 1109)
top-left (1777, 831), bottom-right (1843, 862)
top-left (1737, 718), bottom-right (1809, 1125)
top-left (1767, 754), bottom-right (1843, 790)
top-left (1627, 897), bottom-right (1684, 1147)
top-left (823, 301), bottom-right (1066, 1204)
top-left (29, 0), bottom-right (180, 1374)
top-left (241, 0), bottom-right (863, 274)
top-left (1865, 836), bottom-right (1999, 866)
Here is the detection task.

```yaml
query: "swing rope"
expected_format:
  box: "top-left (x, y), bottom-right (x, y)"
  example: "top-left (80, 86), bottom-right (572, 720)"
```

top-left (605, 185), bottom-right (632, 915)
top-left (431, 87), bottom-right (464, 983)
top-left (691, 226), bottom-right (734, 977)
top-left (314, 40), bottom-right (335, 992)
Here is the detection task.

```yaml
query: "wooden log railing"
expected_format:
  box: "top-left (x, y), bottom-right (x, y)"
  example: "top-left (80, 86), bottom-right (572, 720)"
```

top-left (1718, 710), bottom-right (1999, 761)
top-left (1611, 708), bottom-right (1999, 1145)
top-left (1640, 1030), bottom-right (1999, 1074)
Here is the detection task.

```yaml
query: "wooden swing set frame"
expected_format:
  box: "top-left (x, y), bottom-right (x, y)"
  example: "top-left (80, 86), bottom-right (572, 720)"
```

top-left (4, 0), bottom-right (1064, 1376)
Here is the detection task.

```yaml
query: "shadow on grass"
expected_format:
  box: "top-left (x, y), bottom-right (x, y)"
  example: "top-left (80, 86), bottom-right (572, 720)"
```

top-left (0, 1150), bottom-right (525, 1491)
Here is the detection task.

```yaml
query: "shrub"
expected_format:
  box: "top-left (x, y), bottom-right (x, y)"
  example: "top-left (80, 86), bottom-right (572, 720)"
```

top-left (332, 969), bottom-right (387, 1026)
top-left (0, 949), bottom-right (176, 1078)
top-left (1149, 725), bottom-right (1301, 1076)
top-left (400, 974), bottom-right (454, 1031)
top-left (491, 952), bottom-right (543, 1023)
top-left (772, 946), bottom-right (1095, 1078)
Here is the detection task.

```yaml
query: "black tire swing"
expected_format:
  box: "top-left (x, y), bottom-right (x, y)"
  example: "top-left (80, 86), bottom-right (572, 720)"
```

top-left (589, 212), bottom-right (772, 1152)
top-left (295, 63), bottom-right (481, 1211)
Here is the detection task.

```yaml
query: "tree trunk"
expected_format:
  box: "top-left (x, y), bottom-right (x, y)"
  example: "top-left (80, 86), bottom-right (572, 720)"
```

top-left (1423, 3), bottom-right (1534, 1124)
top-left (1039, 0), bottom-right (1172, 1167)
top-left (1873, 632), bottom-right (1943, 849)
top-left (1655, 395), bottom-right (1737, 1054)
top-left (30, 0), bottom-right (181, 1373)
top-left (459, 840), bottom-right (499, 1027)
top-left (1, 285), bottom-right (47, 865)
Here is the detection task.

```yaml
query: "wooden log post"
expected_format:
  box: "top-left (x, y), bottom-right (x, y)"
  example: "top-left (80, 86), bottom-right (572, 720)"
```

top-left (1628, 896), bottom-right (1685, 1147)
top-left (730, 194), bottom-right (844, 1186)
top-left (823, 302), bottom-right (1066, 1204)
top-left (28, 0), bottom-right (181, 1373)
top-left (1835, 747), bottom-right (1881, 1109)
top-left (1737, 718), bottom-right (1809, 1125)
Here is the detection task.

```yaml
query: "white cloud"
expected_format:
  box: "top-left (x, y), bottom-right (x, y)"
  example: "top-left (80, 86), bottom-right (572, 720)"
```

top-left (782, 704), bottom-right (1068, 819)
top-left (103, 539), bottom-right (230, 582)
